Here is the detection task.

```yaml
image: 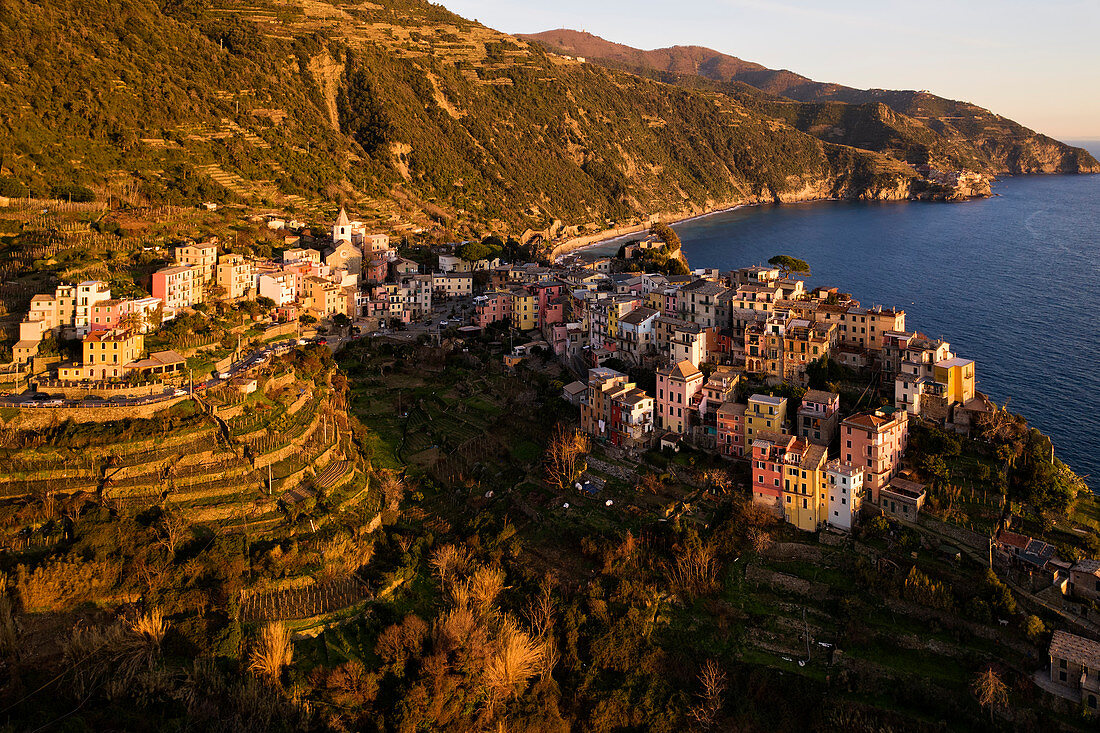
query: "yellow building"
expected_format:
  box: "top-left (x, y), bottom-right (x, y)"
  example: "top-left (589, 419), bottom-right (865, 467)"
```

top-left (745, 393), bottom-right (788, 451)
top-left (934, 357), bottom-right (976, 405)
top-left (57, 329), bottom-right (145, 381)
top-left (175, 241), bottom-right (218, 283)
top-left (782, 441), bottom-right (829, 532)
top-left (512, 289), bottom-right (537, 331)
top-left (216, 254), bottom-right (254, 300)
top-left (303, 276), bottom-right (348, 320)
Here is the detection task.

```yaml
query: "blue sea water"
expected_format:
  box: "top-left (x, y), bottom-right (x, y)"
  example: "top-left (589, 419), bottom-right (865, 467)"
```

top-left (582, 159), bottom-right (1100, 489)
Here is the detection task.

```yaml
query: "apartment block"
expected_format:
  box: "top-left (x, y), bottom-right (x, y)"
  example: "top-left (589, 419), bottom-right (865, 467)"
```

top-left (826, 460), bottom-right (864, 531)
top-left (175, 240), bottom-right (218, 282)
top-left (797, 390), bottom-right (841, 446)
top-left (216, 254), bottom-right (254, 300)
top-left (745, 393), bottom-right (787, 451)
top-left (841, 407), bottom-right (908, 504)
top-left (655, 360), bottom-right (704, 434)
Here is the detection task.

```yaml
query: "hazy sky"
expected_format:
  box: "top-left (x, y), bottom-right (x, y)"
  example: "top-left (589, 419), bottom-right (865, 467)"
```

top-left (445, 0), bottom-right (1100, 140)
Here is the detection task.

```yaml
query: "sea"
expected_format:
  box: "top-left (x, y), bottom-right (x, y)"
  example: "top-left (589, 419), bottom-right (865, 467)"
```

top-left (580, 142), bottom-right (1100, 490)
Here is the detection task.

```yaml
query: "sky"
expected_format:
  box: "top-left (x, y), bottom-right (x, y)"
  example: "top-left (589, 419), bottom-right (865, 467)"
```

top-left (444, 0), bottom-right (1100, 140)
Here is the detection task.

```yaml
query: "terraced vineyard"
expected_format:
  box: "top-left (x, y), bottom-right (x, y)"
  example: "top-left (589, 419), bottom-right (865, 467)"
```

top-left (0, 357), bottom-right (373, 551)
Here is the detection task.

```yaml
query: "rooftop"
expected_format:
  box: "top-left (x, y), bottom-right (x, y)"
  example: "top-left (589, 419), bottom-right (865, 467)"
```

top-left (802, 389), bottom-right (839, 405)
top-left (717, 401), bottom-right (746, 416)
top-left (619, 307), bottom-right (659, 326)
top-left (1072, 559), bottom-right (1100, 577)
top-left (936, 356), bottom-right (975, 369)
top-left (1049, 630), bottom-right (1100, 668)
top-left (883, 478), bottom-right (927, 501)
top-left (825, 459), bottom-right (862, 477)
top-left (562, 380), bottom-right (587, 397)
top-left (748, 393), bottom-right (786, 406)
top-left (659, 360), bottom-right (702, 380)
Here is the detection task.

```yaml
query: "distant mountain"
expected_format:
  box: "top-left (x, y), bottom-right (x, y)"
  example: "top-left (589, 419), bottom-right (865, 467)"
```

top-left (521, 29), bottom-right (1099, 176)
top-left (0, 2), bottom-right (1093, 243)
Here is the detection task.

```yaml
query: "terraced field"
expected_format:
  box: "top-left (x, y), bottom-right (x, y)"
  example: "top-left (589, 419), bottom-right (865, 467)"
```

top-left (0, 362), bottom-right (372, 550)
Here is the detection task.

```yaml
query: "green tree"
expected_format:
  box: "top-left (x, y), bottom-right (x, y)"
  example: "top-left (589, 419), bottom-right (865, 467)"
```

top-left (767, 255), bottom-right (811, 277)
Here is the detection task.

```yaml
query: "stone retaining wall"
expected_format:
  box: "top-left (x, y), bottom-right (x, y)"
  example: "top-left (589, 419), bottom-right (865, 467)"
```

top-left (34, 381), bottom-right (166, 399)
top-left (746, 563), bottom-right (830, 599)
top-left (4, 396), bottom-right (189, 429)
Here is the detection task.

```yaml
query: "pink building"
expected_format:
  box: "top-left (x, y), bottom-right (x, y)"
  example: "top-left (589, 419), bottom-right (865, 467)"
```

top-left (717, 402), bottom-right (746, 457)
top-left (655, 360), bottom-right (704, 434)
top-left (473, 291), bottom-right (514, 327)
top-left (750, 431), bottom-right (796, 515)
top-left (531, 281), bottom-right (566, 330)
top-left (366, 258), bottom-right (388, 284)
top-left (841, 407), bottom-right (908, 504)
top-left (89, 299), bottom-right (123, 332)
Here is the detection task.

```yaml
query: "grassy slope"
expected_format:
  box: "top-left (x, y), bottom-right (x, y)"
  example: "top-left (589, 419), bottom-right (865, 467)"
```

top-left (522, 29), bottom-right (1100, 175)
top-left (0, 0), bottom-right (916, 236)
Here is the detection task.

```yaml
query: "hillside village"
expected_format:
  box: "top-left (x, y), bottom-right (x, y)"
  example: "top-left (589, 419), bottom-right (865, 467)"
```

top-left (1, 201), bottom-right (1099, 725)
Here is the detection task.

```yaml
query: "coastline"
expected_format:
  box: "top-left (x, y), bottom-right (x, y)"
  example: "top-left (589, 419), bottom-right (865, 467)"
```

top-left (551, 202), bottom-right (752, 262)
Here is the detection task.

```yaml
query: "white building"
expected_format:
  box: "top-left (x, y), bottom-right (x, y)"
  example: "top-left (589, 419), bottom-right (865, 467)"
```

top-left (826, 460), bottom-right (864, 532)
top-left (74, 281), bottom-right (112, 336)
top-left (256, 272), bottom-right (297, 306)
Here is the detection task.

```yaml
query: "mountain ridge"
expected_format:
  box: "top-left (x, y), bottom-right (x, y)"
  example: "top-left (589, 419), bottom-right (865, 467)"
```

top-left (520, 28), bottom-right (1099, 177)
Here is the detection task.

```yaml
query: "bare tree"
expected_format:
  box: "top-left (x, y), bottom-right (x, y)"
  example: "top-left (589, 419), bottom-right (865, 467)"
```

top-left (544, 424), bottom-right (590, 491)
top-left (377, 470), bottom-right (405, 509)
top-left (972, 666), bottom-right (1008, 724)
top-left (747, 528), bottom-right (772, 555)
top-left (688, 659), bottom-right (728, 730)
top-left (156, 507), bottom-right (190, 556)
top-left (430, 544), bottom-right (470, 587)
top-left (470, 565), bottom-right (506, 617)
top-left (483, 616), bottom-right (544, 710)
top-left (523, 576), bottom-right (557, 640)
top-left (667, 540), bottom-right (719, 601)
top-left (249, 622), bottom-right (294, 684)
top-left (634, 472), bottom-right (662, 495)
top-left (700, 469), bottom-right (732, 496)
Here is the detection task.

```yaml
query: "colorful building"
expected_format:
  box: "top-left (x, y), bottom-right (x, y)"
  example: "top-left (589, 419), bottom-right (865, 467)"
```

top-left (175, 240), bottom-right (218, 283)
top-left (57, 328), bottom-right (144, 381)
top-left (933, 357), bottom-right (976, 405)
top-left (152, 266), bottom-right (202, 311)
top-left (841, 407), bottom-right (908, 504)
top-left (749, 431), bottom-right (796, 516)
top-left (797, 389), bottom-right (840, 447)
top-left (717, 402), bottom-right (746, 457)
top-left (780, 439), bottom-right (829, 532)
top-left (580, 367), bottom-right (654, 450)
top-left (655, 360), bottom-right (704, 435)
top-left (745, 393), bottom-right (787, 451)
top-left (216, 254), bottom-right (254, 300)
top-left (473, 291), bottom-right (514, 328)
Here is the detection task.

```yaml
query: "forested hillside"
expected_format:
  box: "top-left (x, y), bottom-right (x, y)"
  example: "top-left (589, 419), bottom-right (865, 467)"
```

top-left (522, 29), bottom-right (1100, 177)
top-left (0, 0), bottom-right (917, 237)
